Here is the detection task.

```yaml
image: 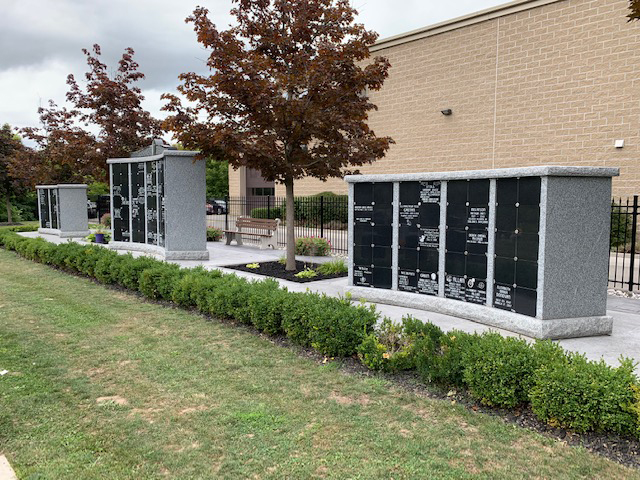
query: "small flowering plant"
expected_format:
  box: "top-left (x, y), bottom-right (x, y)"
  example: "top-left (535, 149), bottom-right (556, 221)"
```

top-left (294, 267), bottom-right (318, 279)
top-left (246, 263), bottom-right (260, 269)
top-left (295, 236), bottom-right (331, 256)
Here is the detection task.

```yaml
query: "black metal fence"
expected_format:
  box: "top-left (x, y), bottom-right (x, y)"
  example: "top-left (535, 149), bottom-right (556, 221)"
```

top-left (609, 195), bottom-right (639, 292)
top-left (207, 195), bottom-right (349, 253)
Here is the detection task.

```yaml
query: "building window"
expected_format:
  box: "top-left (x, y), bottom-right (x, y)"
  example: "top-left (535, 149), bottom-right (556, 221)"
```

top-left (251, 187), bottom-right (275, 196)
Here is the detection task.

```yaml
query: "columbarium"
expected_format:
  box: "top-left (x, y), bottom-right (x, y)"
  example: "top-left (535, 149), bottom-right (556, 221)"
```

top-left (107, 140), bottom-right (209, 260)
top-left (36, 184), bottom-right (90, 238)
top-left (346, 166), bottom-right (618, 339)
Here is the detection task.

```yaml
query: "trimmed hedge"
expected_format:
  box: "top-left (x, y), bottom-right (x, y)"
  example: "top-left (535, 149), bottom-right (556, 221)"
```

top-left (0, 227), bottom-right (374, 357)
top-left (250, 207), bottom-right (282, 220)
top-left (2, 224), bottom-right (640, 439)
top-left (461, 333), bottom-right (565, 408)
top-left (530, 354), bottom-right (637, 435)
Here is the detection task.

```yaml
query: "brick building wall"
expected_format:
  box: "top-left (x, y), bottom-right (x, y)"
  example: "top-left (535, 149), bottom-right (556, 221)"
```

top-left (260, 0), bottom-right (640, 198)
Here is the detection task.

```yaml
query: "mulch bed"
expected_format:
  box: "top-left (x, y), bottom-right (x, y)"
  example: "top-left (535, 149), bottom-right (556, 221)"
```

top-left (224, 260), bottom-right (346, 283)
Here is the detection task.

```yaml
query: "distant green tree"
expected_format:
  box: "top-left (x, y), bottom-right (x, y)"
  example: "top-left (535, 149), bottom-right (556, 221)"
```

top-left (0, 124), bottom-right (25, 223)
top-left (87, 182), bottom-right (109, 201)
top-left (206, 158), bottom-right (229, 199)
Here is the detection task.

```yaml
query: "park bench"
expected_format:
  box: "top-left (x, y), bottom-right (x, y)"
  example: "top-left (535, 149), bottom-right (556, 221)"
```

top-left (223, 217), bottom-right (280, 249)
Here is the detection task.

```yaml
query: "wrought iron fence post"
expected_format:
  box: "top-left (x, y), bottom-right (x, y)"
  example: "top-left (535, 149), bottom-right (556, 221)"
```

top-left (320, 195), bottom-right (324, 238)
top-left (629, 195), bottom-right (639, 291)
top-left (225, 195), bottom-right (229, 230)
top-left (267, 195), bottom-right (271, 219)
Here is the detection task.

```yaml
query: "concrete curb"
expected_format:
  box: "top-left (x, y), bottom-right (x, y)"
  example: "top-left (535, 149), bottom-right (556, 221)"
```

top-left (0, 455), bottom-right (18, 480)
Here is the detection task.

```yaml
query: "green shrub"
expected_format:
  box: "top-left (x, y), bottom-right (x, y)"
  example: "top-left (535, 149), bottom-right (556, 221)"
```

top-left (95, 253), bottom-right (127, 284)
top-left (247, 279), bottom-right (289, 335)
top-left (632, 386), bottom-right (640, 437)
top-left (206, 275), bottom-right (252, 324)
top-left (206, 228), bottom-right (223, 242)
top-left (113, 255), bottom-right (161, 290)
top-left (462, 333), bottom-right (539, 408)
top-left (139, 264), bottom-right (185, 300)
top-left (281, 292), bottom-right (316, 346)
top-left (74, 246), bottom-right (115, 277)
top-left (358, 334), bottom-right (387, 370)
top-left (287, 193), bottom-right (348, 225)
top-left (295, 237), bottom-right (331, 256)
top-left (21, 237), bottom-right (48, 261)
top-left (610, 202), bottom-right (633, 249)
top-left (1, 230), bottom-right (396, 361)
top-left (171, 268), bottom-right (222, 308)
top-left (306, 295), bottom-right (378, 357)
top-left (358, 316), bottom-right (442, 373)
top-left (316, 258), bottom-right (348, 275)
top-left (530, 354), bottom-right (638, 434)
top-left (250, 207), bottom-right (282, 220)
top-left (415, 330), bottom-right (477, 387)
top-left (0, 224), bottom-right (38, 235)
top-left (44, 242), bottom-right (85, 271)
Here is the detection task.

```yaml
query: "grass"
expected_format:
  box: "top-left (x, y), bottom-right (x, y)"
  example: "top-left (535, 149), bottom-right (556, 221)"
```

top-left (0, 249), bottom-right (638, 479)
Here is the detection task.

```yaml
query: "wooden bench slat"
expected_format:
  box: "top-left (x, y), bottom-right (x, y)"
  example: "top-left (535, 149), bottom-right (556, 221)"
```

top-left (224, 216), bottom-right (280, 249)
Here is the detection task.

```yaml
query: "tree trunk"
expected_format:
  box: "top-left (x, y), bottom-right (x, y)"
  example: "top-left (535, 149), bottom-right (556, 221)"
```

top-left (5, 196), bottom-right (12, 224)
top-left (285, 177), bottom-right (296, 271)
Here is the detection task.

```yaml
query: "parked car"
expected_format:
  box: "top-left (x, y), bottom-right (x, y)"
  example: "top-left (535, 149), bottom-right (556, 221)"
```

top-left (206, 199), bottom-right (227, 215)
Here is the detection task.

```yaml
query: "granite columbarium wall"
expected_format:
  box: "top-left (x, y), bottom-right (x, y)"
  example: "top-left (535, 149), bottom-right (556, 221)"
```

top-left (345, 166), bottom-right (618, 339)
top-left (107, 140), bottom-right (209, 260)
top-left (36, 184), bottom-right (90, 238)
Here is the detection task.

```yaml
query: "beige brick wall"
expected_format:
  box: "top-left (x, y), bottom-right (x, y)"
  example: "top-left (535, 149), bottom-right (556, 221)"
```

top-left (228, 165), bottom-right (244, 197)
top-left (291, 0), bottom-right (640, 198)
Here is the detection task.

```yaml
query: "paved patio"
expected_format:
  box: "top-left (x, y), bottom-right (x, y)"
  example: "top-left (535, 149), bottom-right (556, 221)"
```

top-left (18, 231), bottom-right (640, 369)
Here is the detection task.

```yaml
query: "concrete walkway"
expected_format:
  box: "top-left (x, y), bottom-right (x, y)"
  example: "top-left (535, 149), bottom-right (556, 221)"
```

top-left (0, 455), bottom-right (18, 480)
top-left (17, 232), bottom-right (640, 369)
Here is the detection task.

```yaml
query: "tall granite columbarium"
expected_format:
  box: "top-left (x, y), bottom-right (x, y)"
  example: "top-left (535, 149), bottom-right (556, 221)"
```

top-left (36, 184), bottom-right (90, 238)
top-left (346, 166), bottom-right (618, 339)
top-left (107, 140), bottom-right (209, 260)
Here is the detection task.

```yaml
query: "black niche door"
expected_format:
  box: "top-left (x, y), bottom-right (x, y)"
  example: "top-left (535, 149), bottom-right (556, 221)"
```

top-left (494, 176), bottom-right (540, 317)
top-left (353, 182), bottom-right (393, 289)
top-left (130, 162), bottom-right (146, 244)
top-left (444, 179), bottom-right (490, 305)
top-left (112, 163), bottom-right (130, 242)
top-left (146, 162), bottom-right (158, 245)
top-left (398, 181), bottom-right (441, 296)
top-left (39, 189), bottom-right (50, 229)
top-left (50, 189), bottom-right (59, 230)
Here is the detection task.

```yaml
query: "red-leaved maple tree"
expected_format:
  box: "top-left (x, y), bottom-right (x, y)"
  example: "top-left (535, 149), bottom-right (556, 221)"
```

top-left (21, 45), bottom-right (162, 186)
top-left (630, 0), bottom-right (640, 21)
top-left (19, 102), bottom-right (102, 186)
top-left (162, 0), bottom-right (393, 270)
top-left (67, 44), bottom-right (163, 160)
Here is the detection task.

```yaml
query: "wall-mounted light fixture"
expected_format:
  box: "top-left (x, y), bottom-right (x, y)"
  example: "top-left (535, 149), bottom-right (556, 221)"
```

top-left (615, 139), bottom-right (625, 149)
top-left (441, 109), bottom-right (453, 116)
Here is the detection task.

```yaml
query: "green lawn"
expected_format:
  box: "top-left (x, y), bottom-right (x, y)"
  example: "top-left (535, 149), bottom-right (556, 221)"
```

top-left (0, 248), bottom-right (638, 479)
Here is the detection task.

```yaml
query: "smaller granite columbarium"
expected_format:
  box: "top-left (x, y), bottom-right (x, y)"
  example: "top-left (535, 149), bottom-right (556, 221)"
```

top-left (346, 166), bottom-right (619, 339)
top-left (107, 139), bottom-right (209, 260)
top-left (36, 184), bottom-right (90, 238)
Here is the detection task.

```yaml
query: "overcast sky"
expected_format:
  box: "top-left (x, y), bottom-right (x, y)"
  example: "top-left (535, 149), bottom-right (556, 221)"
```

top-left (0, 0), bottom-right (507, 134)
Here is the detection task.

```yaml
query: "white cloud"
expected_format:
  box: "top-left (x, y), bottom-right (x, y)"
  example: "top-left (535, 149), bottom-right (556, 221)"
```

top-left (0, 0), bottom-right (508, 131)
